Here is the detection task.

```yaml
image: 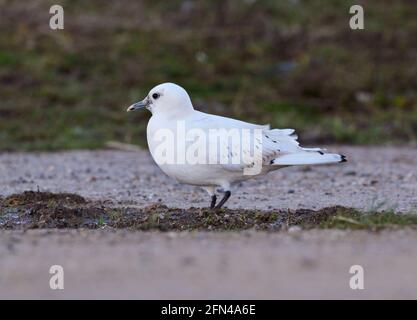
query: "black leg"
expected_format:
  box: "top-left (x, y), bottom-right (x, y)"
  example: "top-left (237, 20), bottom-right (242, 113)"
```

top-left (210, 195), bottom-right (217, 209)
top-left (214, 191), bottom-right (231, 209)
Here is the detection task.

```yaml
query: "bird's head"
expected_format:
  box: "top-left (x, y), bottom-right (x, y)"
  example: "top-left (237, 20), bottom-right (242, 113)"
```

top-left (127, 82), bottom-right (194, 117)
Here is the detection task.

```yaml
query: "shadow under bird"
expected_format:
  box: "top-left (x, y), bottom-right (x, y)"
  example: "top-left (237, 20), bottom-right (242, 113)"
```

top-left (127, 82), bottom-right (346, 209)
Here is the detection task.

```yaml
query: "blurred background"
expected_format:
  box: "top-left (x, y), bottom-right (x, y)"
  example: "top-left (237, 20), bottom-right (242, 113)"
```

top-left (0, 0), bottom-right (416, 150)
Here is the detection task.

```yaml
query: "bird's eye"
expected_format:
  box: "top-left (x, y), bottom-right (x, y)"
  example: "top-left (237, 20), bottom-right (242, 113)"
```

top-left (152, 93), bottom-right (160, 100)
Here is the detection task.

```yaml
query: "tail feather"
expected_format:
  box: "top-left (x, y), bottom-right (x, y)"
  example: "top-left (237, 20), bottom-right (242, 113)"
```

top-left (271, 153), bottom-right (346, 166)
top-left (302, 147), bottom-right (327, 153)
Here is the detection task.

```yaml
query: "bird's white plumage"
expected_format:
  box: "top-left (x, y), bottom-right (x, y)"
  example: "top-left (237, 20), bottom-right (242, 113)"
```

top-left (128, 82), bottom-right (346, 207)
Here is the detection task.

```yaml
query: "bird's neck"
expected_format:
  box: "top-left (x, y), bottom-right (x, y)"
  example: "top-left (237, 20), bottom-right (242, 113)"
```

top-left (154, 104), bottom-right (194, 120)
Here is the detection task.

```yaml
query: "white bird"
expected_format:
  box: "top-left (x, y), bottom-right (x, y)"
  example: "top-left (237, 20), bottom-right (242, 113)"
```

top-left (127, 82), bottom-right (346, 209)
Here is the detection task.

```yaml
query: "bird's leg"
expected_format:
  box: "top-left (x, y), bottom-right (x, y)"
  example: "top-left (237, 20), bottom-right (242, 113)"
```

top-left (210, 195), bottom-right (217, 209)
top-left (202, 186), bottom-right (217, 209)
top-left (214, 191), bottom-right (231, 209)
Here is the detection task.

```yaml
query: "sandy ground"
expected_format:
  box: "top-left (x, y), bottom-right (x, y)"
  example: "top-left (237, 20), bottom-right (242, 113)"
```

top-left (1, 229), bottom-right (417, 299)
top-left (0, 146), bottom-right (416, 299)
top-left (0, 146), bottom-right (416, 212)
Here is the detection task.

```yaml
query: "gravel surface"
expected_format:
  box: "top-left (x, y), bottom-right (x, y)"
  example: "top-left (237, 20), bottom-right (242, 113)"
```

top-left (1, 147), bottom-right (416, 299)
top-left (0, 146), bottom-right (416, 212)
top-left (1, 229), bottom-right (417, 299)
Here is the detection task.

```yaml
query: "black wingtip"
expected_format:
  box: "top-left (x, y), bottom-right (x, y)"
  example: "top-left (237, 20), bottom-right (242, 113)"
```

top-left (340, 155), bottom-right (347, 162)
